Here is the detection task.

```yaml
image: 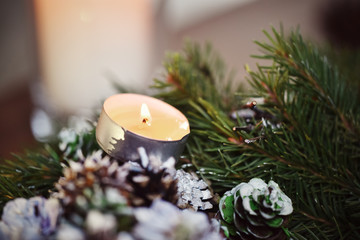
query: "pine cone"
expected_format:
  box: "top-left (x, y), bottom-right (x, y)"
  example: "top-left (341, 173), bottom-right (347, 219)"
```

top-left (219, 178), bottom-right (293, 240)
top-left (0, 197), bottom-right (61, 240)
top-left (55, 148), bottom-right (179, 225)
top-left (175, 169), bottom-right (214, 211)
top-left (133, 199), bottom-right (222, 240)
top-left (230, 100), bottom-right (280, 140)
top-left (125, 147), bottom-right (178, 207)
top-left (55, 150), bottom-right (132, 229)
top-left (58, 125), bottom-right (99, 160)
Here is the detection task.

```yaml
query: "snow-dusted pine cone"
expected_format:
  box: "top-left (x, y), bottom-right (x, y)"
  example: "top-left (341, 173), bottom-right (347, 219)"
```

top-left (175, 169), bottom-right (213, 211)
top-left (219, 178), bottom-right (293, 240)
top-left (132, 199), bottom-right (222, 240)
top-left (125, 147), bottom-right (178, 207)
top-left (0, 197), bottom-right (61, 240)
top-left (55, 150), bottom-right (133, 231)
top-left (55, 148), bottom-right (179, 226)
top-left (58, 118), bottom-right (98, 160)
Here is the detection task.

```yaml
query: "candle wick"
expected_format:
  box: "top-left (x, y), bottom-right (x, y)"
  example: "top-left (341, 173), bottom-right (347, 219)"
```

top-left (140, 103), bottom-right (152, 126)
top-left (142, 118), bottom-right (151, 126)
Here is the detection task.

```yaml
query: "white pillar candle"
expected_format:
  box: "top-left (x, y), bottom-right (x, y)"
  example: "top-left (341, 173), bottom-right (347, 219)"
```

top-left (33, 0), bottom-right (153, 114)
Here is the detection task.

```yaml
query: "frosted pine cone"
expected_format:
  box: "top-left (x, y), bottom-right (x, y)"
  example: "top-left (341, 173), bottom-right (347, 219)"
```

top-left (55, 148), bottom-right (179, 226)
top-left (0, 197), bottom-right (61, 240)
top-left (58, 117), bottom-right (98, 160)
top-left (133, 199), bottom-right (222, 240)
top-left (55, 150), bottom-right (133, 231)
top-left (175, 169), bottom-right (213, 211)
top-left (55, 150), bottom-right (126, 206)
top-left (125, 147), bottom-right (178, 207)
top-left (219, 178), bottom-right (293, 240)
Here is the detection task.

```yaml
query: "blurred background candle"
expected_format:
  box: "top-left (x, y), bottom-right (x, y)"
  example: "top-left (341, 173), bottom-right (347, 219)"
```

top-left (33, 0), bottom-right (154, 115)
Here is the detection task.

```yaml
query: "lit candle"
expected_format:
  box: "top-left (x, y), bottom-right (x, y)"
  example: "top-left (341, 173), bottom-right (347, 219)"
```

top-left (96, 94), bottom-right (190, 161)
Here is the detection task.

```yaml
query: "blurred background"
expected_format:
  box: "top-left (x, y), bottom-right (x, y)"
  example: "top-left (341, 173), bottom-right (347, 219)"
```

top-left (0, 0), bottom-right (356, 157)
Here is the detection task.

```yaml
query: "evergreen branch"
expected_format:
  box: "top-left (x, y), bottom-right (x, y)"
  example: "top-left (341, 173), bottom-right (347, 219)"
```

top-left (248, 27), bottom-right (360, 237)
top-left (297, 211), bottom-right (332, 226)
top-left (0, 145), bottom-right (63, 209)
top-left (281, 46), bottom-right (353, 134)
top-left (253, 27), bottom-right (360, 136)
top-left (153, 41), bottom-right (243, 111)
top-left (0, 127), bottom-right (100, 211)
top-left (152, 27), bottom-right (360, 238)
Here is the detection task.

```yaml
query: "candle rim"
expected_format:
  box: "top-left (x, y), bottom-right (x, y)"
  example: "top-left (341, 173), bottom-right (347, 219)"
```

top-left (125, 125), bottom-right (190, 143)
top-left (102, 93), bottom-right (190, 141)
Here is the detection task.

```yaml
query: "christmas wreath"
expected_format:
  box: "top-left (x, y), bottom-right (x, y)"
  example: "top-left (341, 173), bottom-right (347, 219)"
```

top-left (0, 27), bottom-right (359, 239)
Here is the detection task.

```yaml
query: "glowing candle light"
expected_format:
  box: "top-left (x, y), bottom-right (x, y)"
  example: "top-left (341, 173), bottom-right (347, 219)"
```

top-left (96, 94), bottom-right (190, 162)
top-left (140, 103), bottom-right (152, 126)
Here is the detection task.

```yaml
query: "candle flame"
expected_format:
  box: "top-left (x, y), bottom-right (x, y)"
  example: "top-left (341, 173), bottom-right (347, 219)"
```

top-left (140, 103), bottom-right (152, 126)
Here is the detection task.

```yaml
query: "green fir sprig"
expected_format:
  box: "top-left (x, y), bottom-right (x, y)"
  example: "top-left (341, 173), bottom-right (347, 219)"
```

top-left (153, 27), bottom-right (360, 239)
top-left (153, 41), bottom-right (243, 112)
top-left (0, 145), bottom-right (63, 209)
top-left (0, 127), bottom-right (100, 210)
